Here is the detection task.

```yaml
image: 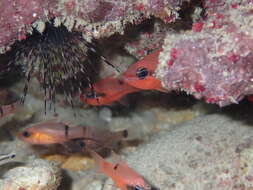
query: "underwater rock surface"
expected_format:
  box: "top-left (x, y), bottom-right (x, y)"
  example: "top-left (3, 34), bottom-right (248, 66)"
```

top-left (158, 0), bottom-right (253, 107)
top-left (0, 159), bottom-right (61, 190)
top-left (0, 0), bottom-right (183, 53)
top-left (104, 114), bottom-right (253, 190)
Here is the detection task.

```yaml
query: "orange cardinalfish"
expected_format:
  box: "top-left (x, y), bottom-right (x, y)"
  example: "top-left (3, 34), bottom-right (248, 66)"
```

top-left (18, 121), bottom-right (128, 149)
top-left (18, 121), bottom-right (86, 145)
top-left (80, 76), bottom-right (140, 106)
top-left (122, 49), bottom-right (167, 92)
top-left (90, 150), bottom-right (159, 190)
top-left (62, 127), bottom-right (128, 153)
top-left (62, 128), bottom-right (128, 153)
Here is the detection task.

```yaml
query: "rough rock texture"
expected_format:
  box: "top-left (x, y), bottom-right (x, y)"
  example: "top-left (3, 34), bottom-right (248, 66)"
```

top-left (0, 159), bottom-right (61, 190)
top-left (0, 0), bottom-right (184, 53)
top-left (124, 21), bottom-right (167, 59)
top-left (1, 0), bottom-right (253, 107)
top-left (158, 0), bottom-right (253, 106)
top-left (104, 114), bottom-right (253, 190)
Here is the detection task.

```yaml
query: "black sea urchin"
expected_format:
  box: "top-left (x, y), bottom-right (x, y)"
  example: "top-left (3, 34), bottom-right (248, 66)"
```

top-left (10, 20), bottom-right (114, 112)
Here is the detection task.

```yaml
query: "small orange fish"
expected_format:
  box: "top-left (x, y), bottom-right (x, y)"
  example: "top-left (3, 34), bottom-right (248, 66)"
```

top-left (18, 121), bottom-right (128, 151)
top-left (18, 122), bottom-right (85, 145)
top-left (80, 77), bottom-right (140, 106)
top-left (63, 128), bottom-right (128, 153)
top-left (90, 150), bottom-right (158, 190)
top-left (122, 49), bottom-right (167, 92)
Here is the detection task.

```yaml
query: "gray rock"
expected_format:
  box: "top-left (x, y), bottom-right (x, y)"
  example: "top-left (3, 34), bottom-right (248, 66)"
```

top-left (0, 159), bottom-right (61, 190)
top-left (104, 114), bottom-right (253, 190)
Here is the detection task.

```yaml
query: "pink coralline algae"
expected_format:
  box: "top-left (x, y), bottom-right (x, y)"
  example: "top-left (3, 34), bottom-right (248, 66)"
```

top-left (1, 0), bottom-right (253, 107)
top-left (0, 0), bottom-right (52, 53)
top-left (157, 0), bottom-right (253, 106)
top-left (124, 21), bottom-right (167, 59)
top-left (0, 0), bottom-right (183, 53)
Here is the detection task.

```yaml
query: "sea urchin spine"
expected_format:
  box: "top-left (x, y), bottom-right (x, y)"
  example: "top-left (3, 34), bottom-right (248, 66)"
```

top-left (9, 19), bottom-right (113, 112)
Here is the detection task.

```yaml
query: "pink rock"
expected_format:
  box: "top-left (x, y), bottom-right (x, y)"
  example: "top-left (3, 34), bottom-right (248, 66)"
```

top-left (0, 0), bottom-right (183, 53)
top-left (158, 0), bottom-right (253, 106)
top-left (0, 0), bottom-right (50, 53)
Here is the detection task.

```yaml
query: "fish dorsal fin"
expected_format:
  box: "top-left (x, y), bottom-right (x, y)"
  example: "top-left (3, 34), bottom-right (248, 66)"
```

top-left (30, 118), bottom-right (65, 129)
top-left (38, 116), bottom-right (58, 123)
top-left (111, 151), bottom-right (128, 169)
top-left (38, 117), bottom-right (73, 128)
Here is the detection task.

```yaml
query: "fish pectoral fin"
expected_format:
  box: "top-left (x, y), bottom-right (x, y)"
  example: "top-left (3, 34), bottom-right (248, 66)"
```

top-left (61, 138), bottom-right (86, 153)
top-left (62, 142), bottom-right (77, 153)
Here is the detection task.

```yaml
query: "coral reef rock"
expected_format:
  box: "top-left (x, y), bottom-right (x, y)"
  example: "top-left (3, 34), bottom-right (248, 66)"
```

top-left (0, 0), bottom-right (184, 53)
top-left (104, 114), bottom-right (253, 190)
top-left (158, 0), bottom-right (253, 106)
top-left (0, 159), bottom-right (61, 190)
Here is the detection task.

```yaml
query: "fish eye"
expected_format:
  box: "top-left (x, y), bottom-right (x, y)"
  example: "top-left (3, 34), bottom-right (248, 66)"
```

top-left (10, 154), bottom-right (15, 159)
top-left (22, 131), bottom-right (31, 138)
top-left (78, 141), bottom-right (85, 148)
top-left (136, 67), bottom-right (149, 79)
top-left (134, 185), bottom-right (143, 190)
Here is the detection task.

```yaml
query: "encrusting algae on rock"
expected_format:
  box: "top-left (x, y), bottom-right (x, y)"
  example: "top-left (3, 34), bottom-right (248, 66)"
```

top-left (1, 0), bottom-right (253, 190)
top-left (0, 159), bottom-right (61, 190)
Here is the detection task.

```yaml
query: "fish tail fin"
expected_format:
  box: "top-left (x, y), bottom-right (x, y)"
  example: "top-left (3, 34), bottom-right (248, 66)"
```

top-left (106, 129), bottom-right (128, 150)
top-left (114, 129), bottom-right (128, 140)
top-left (122, 129), bottom-right (128, 138)
top-left (120, 129), bottom-right (128, 138)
